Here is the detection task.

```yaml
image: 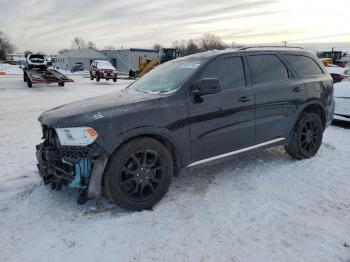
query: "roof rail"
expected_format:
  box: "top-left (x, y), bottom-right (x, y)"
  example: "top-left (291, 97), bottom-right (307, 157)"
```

top-left (239, 45), bottom-right (304, 50)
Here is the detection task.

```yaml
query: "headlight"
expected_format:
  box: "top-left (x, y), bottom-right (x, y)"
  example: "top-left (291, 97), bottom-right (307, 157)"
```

top-left (55, 127), bottom-right (98, 146)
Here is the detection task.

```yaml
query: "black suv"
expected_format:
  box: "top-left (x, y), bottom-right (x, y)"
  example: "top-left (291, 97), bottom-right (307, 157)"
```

top-left (36, 47), bottom-right (335, 210)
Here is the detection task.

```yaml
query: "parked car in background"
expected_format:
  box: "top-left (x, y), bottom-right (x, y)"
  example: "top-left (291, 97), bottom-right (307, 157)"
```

top-left (90, 60), bottom-right (117, 82)
top-left (46, 57), bottom-right (53, 67)
top-left (333, 80), bottom-right (350, 122)
top-left (71, 62), bottom-right (84, 73)
top-left (326, 66), bottom-right (349, 83)
top-left (25, 54), bottom-right (48, 70)
top-left (36, 47), bottom-right (334, 211)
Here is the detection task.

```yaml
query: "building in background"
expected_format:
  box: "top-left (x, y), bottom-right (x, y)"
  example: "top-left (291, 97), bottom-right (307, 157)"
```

top-left (54, 49), bottom-right (110, 71)
top-left (101, 48), bottom-right (159, 74)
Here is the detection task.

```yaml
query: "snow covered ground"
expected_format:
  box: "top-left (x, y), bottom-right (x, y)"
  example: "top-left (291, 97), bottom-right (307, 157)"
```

top-left (0, 75), bottom-right (350, 262)
top-left (0, 64), bottom-right (23, 75)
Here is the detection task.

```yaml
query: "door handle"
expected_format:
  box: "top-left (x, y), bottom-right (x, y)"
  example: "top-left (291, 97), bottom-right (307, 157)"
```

top-left (238, 96), bottom-right (252, 102)
top-left (292, 86), bottom-right (303, 93)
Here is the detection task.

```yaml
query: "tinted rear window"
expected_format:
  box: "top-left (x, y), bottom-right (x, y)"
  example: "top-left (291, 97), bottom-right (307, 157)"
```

top-left (285, 55), bottom-right (323, 76)
top-left (29, 55), bottom-right (44, 59)
top-left (200, 56), bottom-right (245, 90)
top-left (247, 54), bottom-right (290, 85)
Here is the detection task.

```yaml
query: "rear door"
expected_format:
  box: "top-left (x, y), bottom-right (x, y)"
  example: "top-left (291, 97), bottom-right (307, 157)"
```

top-left (188, 55), bottom-right (255, 162)
top-left (246, 53), bottom-right (306, 143)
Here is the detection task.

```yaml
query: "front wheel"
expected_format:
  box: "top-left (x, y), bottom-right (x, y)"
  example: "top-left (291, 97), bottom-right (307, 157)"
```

top-left (285, 112), bottom-right (323, 159)
top-left (103, 137), bottom-right (173, 211)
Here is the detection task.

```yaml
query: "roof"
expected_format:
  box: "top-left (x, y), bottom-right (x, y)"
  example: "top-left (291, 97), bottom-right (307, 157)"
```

top-left (101, 48), bottom-right (158, 53)
top-left (130, 48), bottom-right (158, 53)
top-left (56, 49), bottom-right (108, 59)
top-left (183, 46), bottom-right (312, 60)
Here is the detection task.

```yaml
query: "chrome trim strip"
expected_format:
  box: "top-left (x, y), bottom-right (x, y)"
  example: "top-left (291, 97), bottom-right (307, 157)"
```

top-left (187, 138), bottom-right (286, 167)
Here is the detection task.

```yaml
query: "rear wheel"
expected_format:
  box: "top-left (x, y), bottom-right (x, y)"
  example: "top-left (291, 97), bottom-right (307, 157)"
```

top-left (103, 137), bottom-right (173, 211)
top-left (58, 82), bottom-right (64, 87)
top-left (113, 77), bottom-right (117, 83)
top-left (285, 112), bottom-right (323, 159)
top-left (23, 72), bottom-right (27, 82)
top-left (27, 77), bottom-right (32, 88)
top-left (90, 71), bottom-right (94, 80)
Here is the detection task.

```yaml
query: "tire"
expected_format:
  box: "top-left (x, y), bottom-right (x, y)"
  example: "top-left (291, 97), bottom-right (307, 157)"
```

top-left (23, 72), bottom-right (27, 82)
top-left (58, 82), bottom-right (64, 87)
top-left (113, 77), bottom-right (117, 83)
top-left (27, 78), bottom-right (32, 88)
top-left (90, 71), bottom-right (94, 80)
top-left (285, 112), bottom-right (323, 159)
top-left (103, 137), bottom-right (173, 211)
top-left (96, 75), bottom-right (100, 82)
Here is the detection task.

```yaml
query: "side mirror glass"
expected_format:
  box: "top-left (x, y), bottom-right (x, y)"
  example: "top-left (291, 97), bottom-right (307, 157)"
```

top-left (191, 78), bottom-right (222, 97)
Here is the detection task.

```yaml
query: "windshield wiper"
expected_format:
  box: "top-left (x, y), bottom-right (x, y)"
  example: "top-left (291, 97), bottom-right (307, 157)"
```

top-left (134, 89), bottom-right (160, 95)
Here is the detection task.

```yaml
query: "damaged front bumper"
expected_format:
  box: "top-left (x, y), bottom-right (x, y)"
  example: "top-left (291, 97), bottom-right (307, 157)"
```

top-left (35, 127), bottom-right (108, 204)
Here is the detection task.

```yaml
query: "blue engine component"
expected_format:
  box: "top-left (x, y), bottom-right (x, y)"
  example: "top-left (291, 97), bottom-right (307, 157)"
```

top-left (63, 158), bottom-right (92, 188)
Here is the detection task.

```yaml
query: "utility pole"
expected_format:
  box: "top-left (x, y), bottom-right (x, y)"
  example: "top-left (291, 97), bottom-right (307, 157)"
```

top-left (282, 40), bottom-right (288, 47)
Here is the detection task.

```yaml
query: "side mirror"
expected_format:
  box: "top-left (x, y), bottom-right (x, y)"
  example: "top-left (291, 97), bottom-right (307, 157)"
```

top-left (191, 78), bottom-right (222, 97)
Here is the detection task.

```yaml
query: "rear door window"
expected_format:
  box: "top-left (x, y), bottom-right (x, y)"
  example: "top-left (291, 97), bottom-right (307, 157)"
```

top-left (200, 56), bottom-right (246, 90)
top-left (247, 54), bottom-right (290, 85)
top-left (285, 55), bottom-right (324, 76)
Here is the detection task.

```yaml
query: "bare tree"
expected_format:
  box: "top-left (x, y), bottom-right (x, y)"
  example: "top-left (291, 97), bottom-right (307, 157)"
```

top-left (152, 43), bottom-right (163, 50)
top-left (24, 50), bottom-right (33, 58)
top-left (86, 41), bottom-right (96, 49)
top-left (71, 37), bottom-right (86, 49)
top-left (0, 31), bottom-right (16, 60)
top-left (186, 39), bottom-right (200, 55)
top-left (200, 33), bottom-right (225, 51)
top-left (58, 48), bottom-right (70, 54)
top-left (172, 40), bottom-right (186, 56)
top-left (71, 37), bottom-right (96, 49)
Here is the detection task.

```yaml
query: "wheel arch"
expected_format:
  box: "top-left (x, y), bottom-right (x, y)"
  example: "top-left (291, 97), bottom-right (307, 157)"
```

top-left (288, 101), bottom-right (326, 140)
top-left (108, 128), bottom-right (184, 175)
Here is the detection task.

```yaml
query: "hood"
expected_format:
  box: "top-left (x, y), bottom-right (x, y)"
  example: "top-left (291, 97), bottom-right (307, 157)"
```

top-left (39, 90), bottom-right (159, 127)
top-left (98, 65), bottom-right (116, 70)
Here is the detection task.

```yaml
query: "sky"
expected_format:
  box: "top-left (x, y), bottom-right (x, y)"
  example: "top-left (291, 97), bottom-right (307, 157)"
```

top-left (0, 0), bottom-right (349, 54)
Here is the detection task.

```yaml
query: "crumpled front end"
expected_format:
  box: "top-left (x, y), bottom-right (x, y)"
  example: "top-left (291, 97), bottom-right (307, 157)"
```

top-left (36, 125), bottom-right (108, 204)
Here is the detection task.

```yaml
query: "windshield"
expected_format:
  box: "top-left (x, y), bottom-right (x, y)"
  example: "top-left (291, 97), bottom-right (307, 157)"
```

top-left (97, 61), bottom-right (114, 69)
top-left (127, 59), bottom-right (205, 94)
top-left (30, 55), bottom-right (44, 59)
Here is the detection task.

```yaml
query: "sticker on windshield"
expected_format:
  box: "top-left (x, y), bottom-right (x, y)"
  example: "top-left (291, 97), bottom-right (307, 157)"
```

top-left (179, 63), bottom-right (200, 69)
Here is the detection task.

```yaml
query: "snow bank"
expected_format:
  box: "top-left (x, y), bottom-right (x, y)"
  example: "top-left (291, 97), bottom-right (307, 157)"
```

top-left (334, 80), bottom-right (350, 97)
top-left (0, 64), bottom-right (23, 75)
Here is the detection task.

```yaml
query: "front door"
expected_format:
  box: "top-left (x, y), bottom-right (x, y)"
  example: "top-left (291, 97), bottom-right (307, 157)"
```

top-left (188, 55), bottom-right (255, 163)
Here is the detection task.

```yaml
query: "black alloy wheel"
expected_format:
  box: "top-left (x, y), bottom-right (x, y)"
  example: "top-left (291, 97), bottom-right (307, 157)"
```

top-left (285, 112), bottom-right (323, 159)
top-left (120, 150), bottom-right (164, 202)
top-left (103, 137), bottom-right (173, 211)
top-left (299, 117), bottom-right (322, 155)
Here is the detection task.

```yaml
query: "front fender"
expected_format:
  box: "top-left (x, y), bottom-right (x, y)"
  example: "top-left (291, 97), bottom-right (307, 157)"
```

top-left (105, 126), bottom-right (190, 168)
